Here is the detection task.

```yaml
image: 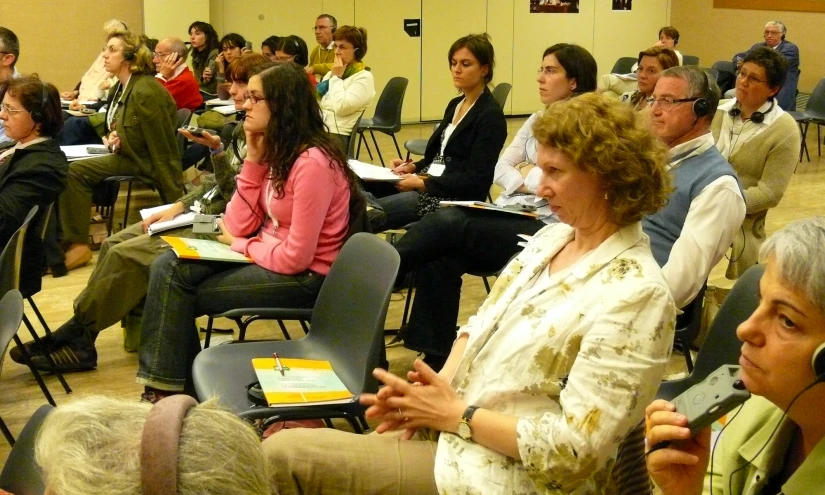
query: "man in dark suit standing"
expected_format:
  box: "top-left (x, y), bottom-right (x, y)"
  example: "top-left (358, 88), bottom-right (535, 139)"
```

top-left (732, 20), bottom-right (800, 110)
top-left (613, 0), bottom-right (632, 10)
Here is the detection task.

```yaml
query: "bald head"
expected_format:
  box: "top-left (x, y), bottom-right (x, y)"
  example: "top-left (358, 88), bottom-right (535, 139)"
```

top-left (160, 37), bottom-right (188, 60)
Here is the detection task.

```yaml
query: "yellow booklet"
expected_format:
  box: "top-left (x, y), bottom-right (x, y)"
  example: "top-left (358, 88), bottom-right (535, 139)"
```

top-left (162, 236), bottom-right (252, 263)
top-left (251, 358), bottom-right (354, 407)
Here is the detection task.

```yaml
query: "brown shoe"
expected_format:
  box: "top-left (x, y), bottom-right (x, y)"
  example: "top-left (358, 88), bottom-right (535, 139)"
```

top-left (64, 244), bottom-right (93, 271)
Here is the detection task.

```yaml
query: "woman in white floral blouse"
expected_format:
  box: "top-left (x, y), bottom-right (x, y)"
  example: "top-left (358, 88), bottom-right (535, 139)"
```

top-left (263, 93), bottom-right (677, 494)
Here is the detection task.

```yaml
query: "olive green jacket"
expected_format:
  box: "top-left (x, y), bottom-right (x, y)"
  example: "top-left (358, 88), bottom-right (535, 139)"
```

top-left (705, 395), bottom-right (825, 494)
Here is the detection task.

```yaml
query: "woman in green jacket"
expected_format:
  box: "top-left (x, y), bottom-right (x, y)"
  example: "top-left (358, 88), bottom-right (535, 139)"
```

top-left (59, 28), bottom-right (183, 270)
top-left (646, 217), bottom-right (825, 495)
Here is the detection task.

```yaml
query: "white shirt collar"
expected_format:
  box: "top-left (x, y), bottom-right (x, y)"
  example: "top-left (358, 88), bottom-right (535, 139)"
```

top-left (325, 41), bottom-right (335, 50)
top-left (155, 63), bottom-right (187, 82)
top-left (667, 132), bottom-right (715, 170)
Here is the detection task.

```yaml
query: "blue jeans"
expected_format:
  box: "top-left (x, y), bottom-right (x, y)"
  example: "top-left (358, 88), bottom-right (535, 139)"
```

top-left (137, 250), bottom-right (324, 391)
top-left (362, 181), bottom-right (421, 230)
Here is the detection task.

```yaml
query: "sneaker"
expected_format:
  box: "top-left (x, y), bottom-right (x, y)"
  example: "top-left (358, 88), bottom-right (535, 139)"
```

top-left (140, 387), bottom-right (176, 404)
top-left (9, 317), bottom-right (90, 365)
top-left (29, 341), bottom-right (97, 373)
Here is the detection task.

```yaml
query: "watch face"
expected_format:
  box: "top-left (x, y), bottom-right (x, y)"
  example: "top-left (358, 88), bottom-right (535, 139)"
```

top-left (457, 421), bottom-right (471, 440)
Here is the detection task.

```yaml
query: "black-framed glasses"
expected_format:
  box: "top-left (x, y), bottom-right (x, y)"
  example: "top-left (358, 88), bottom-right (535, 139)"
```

top-left (646, 97), bottom-right (699, 110)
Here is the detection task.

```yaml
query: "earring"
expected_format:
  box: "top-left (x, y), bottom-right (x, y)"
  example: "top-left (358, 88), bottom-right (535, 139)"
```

top-left (604, 192), bottom-right (608, 200)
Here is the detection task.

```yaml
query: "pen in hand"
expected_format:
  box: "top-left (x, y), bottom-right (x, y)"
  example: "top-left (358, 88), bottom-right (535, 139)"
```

top-left (274, 352), bottom-right (285, 376)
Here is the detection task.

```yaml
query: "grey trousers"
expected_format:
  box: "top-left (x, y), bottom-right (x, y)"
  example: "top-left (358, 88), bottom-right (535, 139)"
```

top-left (262, 428), bottom-right (439, 495)
top-left (73, 221), bottom-right (199, 333)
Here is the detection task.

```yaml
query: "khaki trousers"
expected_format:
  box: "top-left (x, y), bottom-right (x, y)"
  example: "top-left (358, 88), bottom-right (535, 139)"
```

top-left (73, 221), bottom-right (198, 333)
top-left (263, 428), bottom-right (439, 495)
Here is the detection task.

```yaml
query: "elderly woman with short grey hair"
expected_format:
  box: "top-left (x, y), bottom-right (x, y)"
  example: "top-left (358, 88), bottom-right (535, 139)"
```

top-left (647, 216), bottom-right (825, 495)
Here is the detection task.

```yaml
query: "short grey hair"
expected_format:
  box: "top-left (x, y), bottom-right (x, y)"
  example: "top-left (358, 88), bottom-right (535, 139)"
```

top-left (35, 396), bottom-right (275, 495)
top-left (659, 66), bottom-right (721, 119)
top-left (765, 20), bottom-right (787, 35)
top-left (759, 217), bottom-right (825, 317)
top-left (103, 19), bottom-right (128, 36)
top-left (166, 37), bottom-right (189, 60)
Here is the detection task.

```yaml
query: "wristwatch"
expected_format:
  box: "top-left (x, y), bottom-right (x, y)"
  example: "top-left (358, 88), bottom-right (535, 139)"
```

top-left (457, 405), bottom-right (479, 441)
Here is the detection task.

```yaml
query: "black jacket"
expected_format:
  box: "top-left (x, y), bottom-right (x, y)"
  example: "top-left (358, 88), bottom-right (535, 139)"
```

top-left (416, 87), bottom-right (507, 201)
top-left (0, 138), bottom-right (68, 294)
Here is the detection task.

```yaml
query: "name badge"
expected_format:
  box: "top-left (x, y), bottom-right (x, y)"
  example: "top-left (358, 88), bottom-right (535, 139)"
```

top-left (428, 163), bottom-right (446, 177)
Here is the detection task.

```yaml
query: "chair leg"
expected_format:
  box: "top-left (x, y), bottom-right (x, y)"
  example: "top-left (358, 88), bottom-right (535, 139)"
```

top-left (390, 133), bottom-right (402, 160)
top-left (27, 297), bottom-right (54, 338)
top-left (12, 334), bottom-right (57, 407)
top-left (684, 348), bottom-right (694, 373)
top-left (276, 320), bottom-right (291, 341)
top-left (357, 414), bottom-right (370, 433)
top-left (355, 130), bottom-right (363, 159)
top-left (204, 316), bottom-right (214, 348)
top-left (482, 277), bottom-right (492, 294)
top-left (122, 180), bottom-right (134, 231)
top-left (22, 315), bottom-right (72, 394)
top-left (0, 415), bottom-right (14, 447)
top-left (369, 130), bottom-right (385, 167)
top-left (401, 271), bottom-right (416, 328)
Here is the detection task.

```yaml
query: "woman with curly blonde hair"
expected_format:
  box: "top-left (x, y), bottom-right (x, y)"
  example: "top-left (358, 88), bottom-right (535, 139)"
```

top-left (264, 93), bottom-right (676, 494)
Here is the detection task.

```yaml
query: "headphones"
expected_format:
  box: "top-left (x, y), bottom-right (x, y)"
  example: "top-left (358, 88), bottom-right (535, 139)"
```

top-left (690, 70), bottom-right (712, 119)
top-left (813, 342), bottom-right (825, 379)
top-left (140, 395), bottom-right (197, 495)
top-left (123, 41), bottom-right (143, 61)
top-left (29, 80), bottom-right (49, 123)
top-left (728, 97), bottom-right (775, 124)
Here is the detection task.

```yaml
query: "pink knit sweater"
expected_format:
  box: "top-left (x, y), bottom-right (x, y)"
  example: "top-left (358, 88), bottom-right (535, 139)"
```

top-left (226, 148), bottom-right (350, 275)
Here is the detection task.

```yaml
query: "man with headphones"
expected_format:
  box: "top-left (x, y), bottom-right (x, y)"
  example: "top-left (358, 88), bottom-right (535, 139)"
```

top-left (731, 20), bottom-right (799, 111)
top-left (644, 66), bottom-right (746, 310)
top-left (0, 26), bottom-right (21, 146)
top-left (306, 14), bottom-right (337, 78)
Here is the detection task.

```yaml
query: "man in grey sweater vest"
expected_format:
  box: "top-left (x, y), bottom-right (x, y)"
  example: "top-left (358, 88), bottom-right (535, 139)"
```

top-left (643, 66), bottom-right (746, 309)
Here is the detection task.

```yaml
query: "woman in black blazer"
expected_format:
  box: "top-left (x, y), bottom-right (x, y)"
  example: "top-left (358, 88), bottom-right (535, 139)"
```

top-left (368, 34), bottom-right (507, 230)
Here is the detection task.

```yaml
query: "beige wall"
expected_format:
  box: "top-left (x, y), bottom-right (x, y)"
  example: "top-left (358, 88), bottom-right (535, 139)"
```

top-left (0, 0), bottom-right (143, 91)
top-left (144, 0), bottom-right (210, 42)
top-left (672, 0), bottom-right (823, 93)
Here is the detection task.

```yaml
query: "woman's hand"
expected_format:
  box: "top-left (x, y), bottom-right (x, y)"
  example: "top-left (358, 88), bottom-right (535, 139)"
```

top-left (216, 218), bottom-right (235, 245)
top-left (106, 131), bottom-right (121, 153)
top-left (142, 202), bottom-right (185, 233)
top-left (203, 67), bottom-right (213, 82)
top-left (390, 158), bottom-right (416, 175)
top-left (330, 54), bottom-right (345, 78)
top-left (178, 128), bottom-right (222, 150)
top-left (244, 130), bottom-right (266, 164)
top-left (360, 359), bottom-right (467, 437)
top-left (68, 100), bottom-right (83, 111)
top-left (394, 174), bottom-right (425, 192)
top-left (61, 90), bottom-right (78, 100)
top-left (645, 400), bottom-right (710, 495)
top-left (216, 52), bottom-right (226, 74)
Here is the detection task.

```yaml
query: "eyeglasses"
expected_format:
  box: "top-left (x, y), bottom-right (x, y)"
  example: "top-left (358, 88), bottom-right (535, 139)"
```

top-left (273, 55), bottom-right (295, 62)
top-left (737, 70), bottom-right (768, 85)
top-left (312, 25), bottom-right (331, 31)
top-left (104, 46), bottom-right (123, 54)
top-left (334, 44), bottom-right (353, 51)
top-left (537, 66), bottom-right (564, 77)
top-left (764, 30), bottom-right (782, 36)
top-left (646, 96), bottom-right (699, 110)
top-left (153, 51), bottom-right (173, 58)
top-left (0, 103), bottom-right (27, 115)
top-left (244, 94), bottom-right (265, 105)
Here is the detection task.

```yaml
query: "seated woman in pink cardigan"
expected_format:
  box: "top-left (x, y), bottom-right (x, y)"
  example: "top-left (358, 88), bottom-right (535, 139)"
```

top-left (135, 62), bottom-right (355, 401)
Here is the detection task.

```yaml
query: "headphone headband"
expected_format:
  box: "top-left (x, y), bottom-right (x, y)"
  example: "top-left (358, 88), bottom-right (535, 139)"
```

top-left (30, 80), bottom-right (49, 123)
top-left (140, 395), bottom-right (198, 495)
top-left (813, 342), bottom-right (825, 378)
top-left (691, 70), bottom-right (712, 119)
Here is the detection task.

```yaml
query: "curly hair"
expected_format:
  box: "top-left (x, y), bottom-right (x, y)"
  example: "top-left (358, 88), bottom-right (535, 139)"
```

top-left (532, 93), bottom-right (671, 226)
top-left (106, 29), bottom-right (154, 75)
top-left (34, 396), bottom-right (275, 495)
top-left (333, 26), bottom-right (368, 61)
top-left (257, 62), bottom-right (356, 198)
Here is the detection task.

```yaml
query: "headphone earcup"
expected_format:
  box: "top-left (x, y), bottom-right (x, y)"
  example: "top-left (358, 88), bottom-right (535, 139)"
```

top-left (750, 111), bottom-right (765, 124)
top-left (728, 107), bottom-right (741, 119)
top-left (123, 50), bottom-right (135, 61)
top-left (813, 342), bottom-right (825, 377)
top-left (30, 110), bottom-right (43, 122)
top-left (693, 98), bottom-right (711, 118)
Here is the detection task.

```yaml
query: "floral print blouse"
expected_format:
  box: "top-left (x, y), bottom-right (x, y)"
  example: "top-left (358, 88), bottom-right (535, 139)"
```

top-left (434, 222), bottom-right (676, 494)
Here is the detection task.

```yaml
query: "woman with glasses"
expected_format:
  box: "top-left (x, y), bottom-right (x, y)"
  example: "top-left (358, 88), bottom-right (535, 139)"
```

top-left (188, 21), bottom-right (221, 95)
top-left (135, 62), bottom-right (355, 402)
top-left (392, 43), bottom-right (598, 370)
top-left (621, 46), bottom-right (680, 111)
top-left (0, 75), bottom-right (67, 279)
top-left (710, 46), bottom-right (800, 279)
top-left (274, 35), bottom-right (316, 86)
top-left (367, 33), bottom-right (507, 231)
top-left (317, 25), bottom-right (375, 151)
top-left (58, 28), bottom-right (183, 271)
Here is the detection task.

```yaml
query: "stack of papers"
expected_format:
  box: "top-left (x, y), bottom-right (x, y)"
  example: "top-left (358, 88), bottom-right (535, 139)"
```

top-left (60, 145), bottom-right (109, 161)
top-left (439, 201), bottom-right (539, 218)
top-left (60, 99), bottom-right (98, 107)
top-left (140, 204), bottom-right (197, 235)
top-left (348, 159), bottom-right (401, 182)
top-left (162, 236), bottom-right (252, 263)
top-left (251, 357), bottom-right (354, 407)
top-left (211, 104), bottom-right (238, 115)
top-left (205, 98), bottom-right (234, 106)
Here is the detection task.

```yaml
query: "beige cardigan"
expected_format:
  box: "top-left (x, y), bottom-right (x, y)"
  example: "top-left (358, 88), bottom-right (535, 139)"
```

top-left (711, 109), bottom-right (800, 278)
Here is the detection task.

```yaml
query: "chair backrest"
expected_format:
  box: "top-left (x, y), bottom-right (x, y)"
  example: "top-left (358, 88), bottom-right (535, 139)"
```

top-left (305, 233), bottom-right (400, 395)
top-left (611, 57), bottom-right (637, 74)
top-left (372, 77), bottom-right (409, 132)
top-left (0, 206), bottom-right (39, 297)
top-left (682, 55), bottom-right (700, 66)
top-left (0, 404), bottom-right (52, 495)
top-left (347, 113), bottom-right (365, 159)
top-left (176, 108), bottom-right (193, 156)
top-left (0, 290), bottom-right (24, 380)
top-left (704, 68), bottom-right (720, 83)
top-left (674, 282), bottom-right (708, 345)
top-left (692, 264), bottom-right (763, 379)
top-left (804, 77), bottom-right (825, 117)
top-left (711, 60), bottom-right (735, 74)
top-left (491, 82), bottom-right (512, 110)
